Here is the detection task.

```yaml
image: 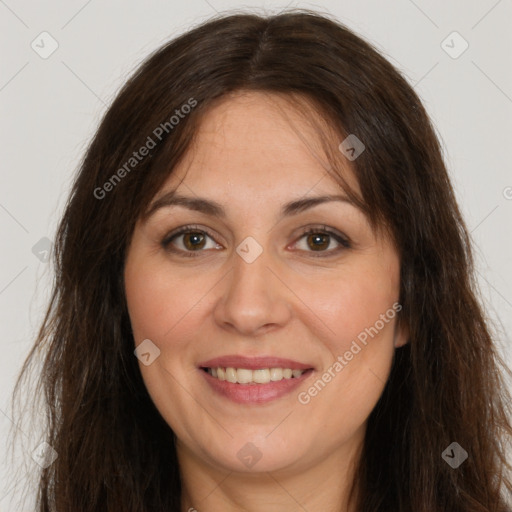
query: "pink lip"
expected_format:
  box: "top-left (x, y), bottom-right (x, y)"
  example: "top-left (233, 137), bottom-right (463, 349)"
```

top-left (198, 355), bottom-right (314, 371)
top-left (199, 367), bottom-right (314, 404)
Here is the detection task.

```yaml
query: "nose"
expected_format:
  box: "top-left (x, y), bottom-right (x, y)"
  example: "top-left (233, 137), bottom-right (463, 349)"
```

top-left (213, 244), bottom-right (292, 337)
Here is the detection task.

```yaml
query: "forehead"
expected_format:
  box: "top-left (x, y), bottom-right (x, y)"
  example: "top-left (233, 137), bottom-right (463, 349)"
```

top-left (164, 91), bottom-right (360, 196)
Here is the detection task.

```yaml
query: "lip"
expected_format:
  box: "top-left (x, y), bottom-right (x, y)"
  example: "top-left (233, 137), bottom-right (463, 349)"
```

top-left (199, 367), bottom-right (315, 404)
top-left (198, 355), bottom-right (314, 371)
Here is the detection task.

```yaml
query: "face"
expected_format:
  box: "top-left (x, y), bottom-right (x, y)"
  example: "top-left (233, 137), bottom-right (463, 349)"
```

top-left (124, 91), bottom-right (407, 477)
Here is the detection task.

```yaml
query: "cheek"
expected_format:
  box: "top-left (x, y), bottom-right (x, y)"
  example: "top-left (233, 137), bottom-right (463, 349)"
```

top-left (124, 254), bottom-right (202, 343)
top-left (306, 265), bottom-right (399, 352)
top-left (296, 260), bottom-right (400, 415)
top-left (124, 253), bottom-right (207, 435)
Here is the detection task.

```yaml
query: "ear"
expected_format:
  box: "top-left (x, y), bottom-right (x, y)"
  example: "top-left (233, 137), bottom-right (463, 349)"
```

top-left (393, 317), bottom-right (409, 348)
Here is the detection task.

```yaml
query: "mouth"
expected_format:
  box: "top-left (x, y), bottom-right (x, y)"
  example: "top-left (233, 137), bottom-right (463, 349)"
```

top-left (198, 355), bottom-right (315, 404)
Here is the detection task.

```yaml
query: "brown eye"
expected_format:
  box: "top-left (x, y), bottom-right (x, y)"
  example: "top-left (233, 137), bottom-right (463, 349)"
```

top-left (182, 232), bottom-right (207, 250)
top-left (306, 233), bottom-right (330, 251)
top-left (161, 225), bottom-right (221, 257)
top-left (294, 226), bottom-right (351, 256)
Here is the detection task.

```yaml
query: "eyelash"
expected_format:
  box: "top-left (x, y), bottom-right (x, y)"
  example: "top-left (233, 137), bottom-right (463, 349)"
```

top-left (161, 224), bottom-right (351, 258)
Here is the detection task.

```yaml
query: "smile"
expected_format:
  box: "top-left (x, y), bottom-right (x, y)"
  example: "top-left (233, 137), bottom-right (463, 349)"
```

top-left (198, 355), bottom-right (315, 404)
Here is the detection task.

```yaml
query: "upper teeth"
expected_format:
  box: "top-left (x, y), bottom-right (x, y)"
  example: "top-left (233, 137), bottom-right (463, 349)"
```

top-left (206, 367), bottom-right (306, 384)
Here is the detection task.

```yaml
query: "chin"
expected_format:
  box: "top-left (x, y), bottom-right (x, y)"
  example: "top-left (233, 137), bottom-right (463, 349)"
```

top-left (193, 432), bottom-right (314, 474)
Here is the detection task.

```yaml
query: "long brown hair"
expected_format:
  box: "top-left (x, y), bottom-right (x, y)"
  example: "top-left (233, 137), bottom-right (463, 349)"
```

top-left (10, 9), bottom-right (512, 511)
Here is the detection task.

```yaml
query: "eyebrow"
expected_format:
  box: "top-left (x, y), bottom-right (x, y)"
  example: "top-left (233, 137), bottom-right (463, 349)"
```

top-left (144, 192), bottom-right (359, 221)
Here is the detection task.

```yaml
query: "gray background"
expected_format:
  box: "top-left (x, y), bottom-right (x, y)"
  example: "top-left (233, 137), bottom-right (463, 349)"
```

top-left (1, 0), bottom-right (511, 509)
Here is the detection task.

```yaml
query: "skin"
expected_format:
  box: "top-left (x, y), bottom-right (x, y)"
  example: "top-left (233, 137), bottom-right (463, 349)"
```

top-left (124, 91), bottom-right (408, 512)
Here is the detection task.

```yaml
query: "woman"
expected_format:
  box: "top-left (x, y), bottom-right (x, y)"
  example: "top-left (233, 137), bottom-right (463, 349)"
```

top-left (11, 9), bottom-right (512, 512)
